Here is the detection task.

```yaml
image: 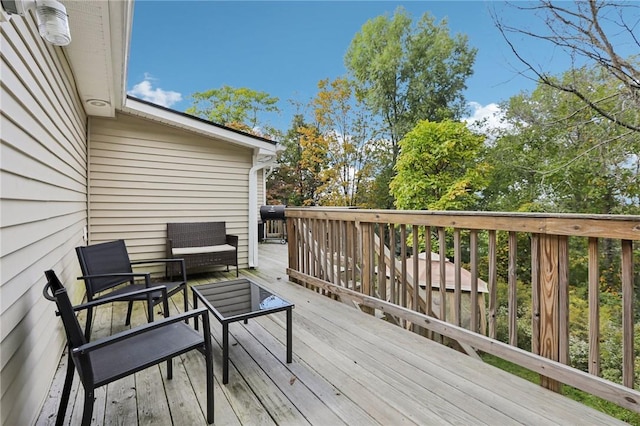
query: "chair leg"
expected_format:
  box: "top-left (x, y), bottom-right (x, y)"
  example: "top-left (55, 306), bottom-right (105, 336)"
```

top-left (125, 301), bottom-right (134, 325)
top-left (147, 298), bottom-right (154, 323)
top-left (81, 389), bottom-right (94, 426)
top-left (203, 315), bottom-right (214, 424)
top-left (166, 358), bottom-right (173, 380)
top-left (55, 350), bottom-right (75, 426)
top-left (84, 306), bottom-right (93, 341)
top-left (183, 287), bottom-right (189, 324)
top-left (206, 352), bottom-right (214, 424)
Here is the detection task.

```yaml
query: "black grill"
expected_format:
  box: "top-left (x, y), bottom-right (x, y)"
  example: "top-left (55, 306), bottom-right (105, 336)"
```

top-left (260, 205), bottom-right (286, 221)
top-left (259, 205), bottom-right (287, 243)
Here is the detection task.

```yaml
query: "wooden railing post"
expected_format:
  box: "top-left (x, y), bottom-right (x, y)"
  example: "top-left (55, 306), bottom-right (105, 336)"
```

top-left (537, 234), bottom-right (566, 393)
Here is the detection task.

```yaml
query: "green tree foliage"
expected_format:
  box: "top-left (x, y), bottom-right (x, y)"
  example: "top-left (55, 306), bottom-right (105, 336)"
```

top-left (482, 65), bottom-right (640, 297)
top-left (266, 115), bottom-right (324, 206)
top-left (484, 65), bottom-right (640, 215)
top-left (390, 120), bottom-right (490, 211)
top-left (308, 78), bottom-right (381, 206)
top-left (268, 79), bottom-right (385, 207)
top-left (186, 85), bottom-right (280, 136)
top-left (345, 7), bottom-right (477, 162)
top-left (360, 149), bottom-right (395, 209)
top-left (297, 125), bottom-right (330, 206)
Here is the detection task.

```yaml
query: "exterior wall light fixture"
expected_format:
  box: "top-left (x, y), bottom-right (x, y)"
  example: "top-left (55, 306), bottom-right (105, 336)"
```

top-left (1, 0), bottom-right (71, 46)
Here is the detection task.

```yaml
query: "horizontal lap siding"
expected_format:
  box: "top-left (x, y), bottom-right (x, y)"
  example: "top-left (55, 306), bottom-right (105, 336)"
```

top-left (1, 13), bottom-right (87, 426)
top-left (258, 168), bottom-right (265, 212)
top-left (89, 113), bottom-right (251, 273)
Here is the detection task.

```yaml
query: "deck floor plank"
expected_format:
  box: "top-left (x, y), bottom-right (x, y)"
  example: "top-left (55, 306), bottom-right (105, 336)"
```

top-left (253, 275), bottom-right (553, 425)
top-left (134, 365), bottom-right (172, 426)
top-left (248, 314), bottom-right (423, 425)
top-left (241, 318), bottom-right (382, 426)
top-left (249, 288), bottom-right (487, 425)
top-left (227, 315), bottom-right (347, 426)
top-left (262, 305), bottom-right (519, 425)
top-left (203, 308), bottom-right (311, 425)
top-left (38, 243), bottom-right (627, 425)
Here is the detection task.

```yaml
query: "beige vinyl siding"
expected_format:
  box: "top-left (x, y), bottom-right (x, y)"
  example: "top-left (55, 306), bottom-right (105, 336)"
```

top-left (0, 13), bottom-right (88, 426)
top-left (88, 113), bottom-right (252, 274)
top-left (258, 167), bottom-right (265, 209)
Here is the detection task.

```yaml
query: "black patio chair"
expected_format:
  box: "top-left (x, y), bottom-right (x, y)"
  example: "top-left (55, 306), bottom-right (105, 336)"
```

top-left (76, 239), bottom-right (188, 339)
top-left (43, 270), bottom-right (214, 425)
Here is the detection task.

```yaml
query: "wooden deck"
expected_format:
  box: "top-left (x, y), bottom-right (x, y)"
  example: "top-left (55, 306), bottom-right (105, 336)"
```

top-left (37, 243), bottom-right (625, 425)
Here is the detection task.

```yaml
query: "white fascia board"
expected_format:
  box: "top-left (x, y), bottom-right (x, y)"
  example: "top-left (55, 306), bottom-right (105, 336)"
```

top-left (122, 97), bottom-right (278, 154)
top-left (110, 0), bottom-right (134, 110)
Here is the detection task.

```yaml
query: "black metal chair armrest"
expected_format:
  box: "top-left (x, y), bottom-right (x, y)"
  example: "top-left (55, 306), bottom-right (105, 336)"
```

top-left (70, 286), bottom-right (168, 313)
top-left (78, 272), bottom-right (149, 281)
top-left (73, 308), bottom-right (209, 354)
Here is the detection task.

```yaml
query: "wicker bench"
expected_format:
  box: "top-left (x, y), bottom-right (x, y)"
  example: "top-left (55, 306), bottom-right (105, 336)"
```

top-left (167, 222), bottom-right (238, 277)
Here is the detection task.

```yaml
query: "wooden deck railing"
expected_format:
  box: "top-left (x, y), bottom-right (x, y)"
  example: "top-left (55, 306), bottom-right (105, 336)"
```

top-left (285, 208), bottom-right (640, 412)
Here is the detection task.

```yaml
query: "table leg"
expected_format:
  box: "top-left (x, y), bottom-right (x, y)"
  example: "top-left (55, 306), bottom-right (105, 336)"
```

top-left (223, 322), bottom-right (229, 384)
top-left (286, 307), bottom-right (292, 364)
top-left (193, 291), bottom-right (199, 331)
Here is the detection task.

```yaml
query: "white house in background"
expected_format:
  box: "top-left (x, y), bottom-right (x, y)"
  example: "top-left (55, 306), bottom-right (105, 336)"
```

top-left (0, 1), bottom-right (278, 424)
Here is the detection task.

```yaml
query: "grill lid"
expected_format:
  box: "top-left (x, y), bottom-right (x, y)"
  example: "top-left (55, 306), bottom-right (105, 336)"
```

top-left (260, 205), bottom-right (286, 220)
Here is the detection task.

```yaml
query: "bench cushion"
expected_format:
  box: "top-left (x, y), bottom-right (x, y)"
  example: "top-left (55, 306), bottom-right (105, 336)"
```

top-left (172, 244), bottom-right (236, 256)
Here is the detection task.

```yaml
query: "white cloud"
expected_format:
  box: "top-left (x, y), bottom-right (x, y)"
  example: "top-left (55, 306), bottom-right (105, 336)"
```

top-left (464, 102), bottom-right (509, 130)
top-left (127, 75), bottom-right (182, 108)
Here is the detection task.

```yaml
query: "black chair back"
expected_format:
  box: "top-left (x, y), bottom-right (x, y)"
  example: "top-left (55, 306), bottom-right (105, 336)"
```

top-left (44, 270), bottom-right (87, 351)
top-left (76, 240), bottom-right (133, 296)
top-left (44, 270), bottom-right (93, 388)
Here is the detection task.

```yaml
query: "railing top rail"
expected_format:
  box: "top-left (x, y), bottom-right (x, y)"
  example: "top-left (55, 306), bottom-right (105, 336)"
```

top-left (285, 208), bottom-right (640, 240)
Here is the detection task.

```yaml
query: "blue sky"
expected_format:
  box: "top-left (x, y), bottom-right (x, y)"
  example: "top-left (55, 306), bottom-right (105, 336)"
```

top-left (127, 1), bottom-right (567, 132)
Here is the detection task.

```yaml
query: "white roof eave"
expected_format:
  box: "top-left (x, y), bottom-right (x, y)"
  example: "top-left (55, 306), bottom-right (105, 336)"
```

top-left (62, 0), bottom-right (132, 117)
top-left (122, 97), bottom-right (278, 154)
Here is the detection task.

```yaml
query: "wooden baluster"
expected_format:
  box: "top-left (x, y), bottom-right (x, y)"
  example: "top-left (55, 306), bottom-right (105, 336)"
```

top-left (488, 230), bottom-right (497, 339)
top-left (389, 224), bottom-right (396, 305)
top-left (454, 229), bottom-right (462, 327)
top-left (379, 224), bottom-right (387, 303)
top-left (622, 239), bottom-right (634, 388)
top-left (439, 227), bottom-right (447, 327)
top-left (348, 220), bottom-right (353, 289)
top-left (588, 237), bottom-right (600, 376)
top-left (400, 224), bottom-right (407, 310)
top-left (558, 236), bottom-right (569, 366)
top-left (328, 220), bottom-right (335, 285)
top-left (361, 223), bottom-right (374, 315)
top-left (508, 231), bottom-right (518, 347)
top-left (531, 234), bottom-right (540, 355)
top-left (470, 229), bottom-right (478, 334)
top-left (425, 232), bottom-right (433, 340)
top-left (413, 225), bottom-right (419, 309)
top-left (412, 225), bottom-right (420, 332)
top-left (351, 221), bottom-right (358, 291)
